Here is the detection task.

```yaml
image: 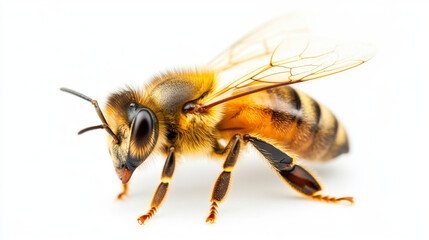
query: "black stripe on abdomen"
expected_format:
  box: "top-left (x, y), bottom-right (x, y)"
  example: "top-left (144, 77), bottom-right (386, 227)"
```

top-left (305, 105), bottom-right (339, 160)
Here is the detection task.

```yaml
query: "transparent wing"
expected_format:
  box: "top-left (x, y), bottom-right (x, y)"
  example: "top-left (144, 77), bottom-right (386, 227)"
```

top-left (208, 12), bottom-right (313, 72)
top-left (200, 34), bottom-right (375, 110)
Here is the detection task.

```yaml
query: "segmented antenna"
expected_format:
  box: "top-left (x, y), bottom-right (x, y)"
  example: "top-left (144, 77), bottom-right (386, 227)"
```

top-left (60, 87), bottom-right (119, 144)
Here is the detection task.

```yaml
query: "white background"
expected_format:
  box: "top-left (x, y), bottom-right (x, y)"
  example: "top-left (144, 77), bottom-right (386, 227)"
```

top-left (1, 0), bottom-right (428, 239)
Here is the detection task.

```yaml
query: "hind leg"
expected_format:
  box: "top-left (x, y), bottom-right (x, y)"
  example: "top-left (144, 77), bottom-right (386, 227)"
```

top-left (244, 135), bottom-right (353, 204)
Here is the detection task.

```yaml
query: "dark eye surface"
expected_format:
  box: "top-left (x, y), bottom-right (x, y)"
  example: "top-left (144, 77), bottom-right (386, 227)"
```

top-left (131, 110), bottom-right (153, 148)
top-left (129, 102), bottom-right (136, 108)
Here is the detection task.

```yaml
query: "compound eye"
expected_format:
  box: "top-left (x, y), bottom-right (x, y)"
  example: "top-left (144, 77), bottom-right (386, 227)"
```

top-left (131, 110), bottom-right (153, 148)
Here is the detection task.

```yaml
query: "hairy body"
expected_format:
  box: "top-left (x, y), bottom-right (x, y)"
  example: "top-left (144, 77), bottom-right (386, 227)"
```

top-left (62, 13), bottom-right (373, 224)
top-left (106, 69), bottom-right (348, 163)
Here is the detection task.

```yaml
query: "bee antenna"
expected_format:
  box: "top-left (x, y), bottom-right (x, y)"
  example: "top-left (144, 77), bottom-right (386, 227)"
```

top-left (78, 124), bottom-right (105, 135)
top-left (60, 87), bottom-right (120, 144)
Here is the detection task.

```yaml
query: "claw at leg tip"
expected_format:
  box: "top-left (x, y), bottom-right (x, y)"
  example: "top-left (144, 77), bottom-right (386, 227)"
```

top-left (341, 197), bottom-right (354, 204)
top-left (137, 216), bottom-right (147, 225)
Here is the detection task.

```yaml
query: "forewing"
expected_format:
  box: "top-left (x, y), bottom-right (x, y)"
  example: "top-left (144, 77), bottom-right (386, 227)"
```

top-left (208, 12), bottom-right (313, 72)
top-left (201, 35), bottom-right (375, 109)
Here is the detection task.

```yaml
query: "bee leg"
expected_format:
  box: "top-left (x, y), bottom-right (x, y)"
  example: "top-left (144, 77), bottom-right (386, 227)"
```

top-left (279, 165), bottom-right (354, 204)
top-left (137, 147), bottom-right (175, 225)
top-left (117, 183), bottom-right (128, 200)
top-left (244, 135), bottom-right (353, 204)
top-left (206, 134), bottom-right (241, 224)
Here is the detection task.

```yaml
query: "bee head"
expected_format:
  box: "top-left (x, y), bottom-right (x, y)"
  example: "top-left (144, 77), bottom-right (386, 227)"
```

top-left (105, 89), bottom-right (159, 184)
top-left (61, 87), bottom-right (161, 184)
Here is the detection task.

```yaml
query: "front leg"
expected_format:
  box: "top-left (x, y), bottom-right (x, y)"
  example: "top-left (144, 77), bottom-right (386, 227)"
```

top-left (137, 147), bottom-right (175, 225)
top-left (206, 134), bottom-right (241, 224)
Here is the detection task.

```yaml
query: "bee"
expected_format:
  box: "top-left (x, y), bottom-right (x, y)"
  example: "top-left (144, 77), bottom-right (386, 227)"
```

top-left (61, 13), bottom-right (374, 224)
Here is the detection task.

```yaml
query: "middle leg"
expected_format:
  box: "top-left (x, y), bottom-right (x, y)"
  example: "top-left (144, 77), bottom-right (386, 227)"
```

top-left (206, 134), bottom-right (241, 224)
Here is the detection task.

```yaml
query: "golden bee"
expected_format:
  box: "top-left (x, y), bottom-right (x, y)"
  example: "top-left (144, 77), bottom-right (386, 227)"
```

top-left (61, 13), bottom-right (374, 224)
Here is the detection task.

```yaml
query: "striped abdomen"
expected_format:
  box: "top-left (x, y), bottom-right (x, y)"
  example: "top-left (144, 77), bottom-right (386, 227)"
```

top-left (217, 86), bottom-right (349, 161)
